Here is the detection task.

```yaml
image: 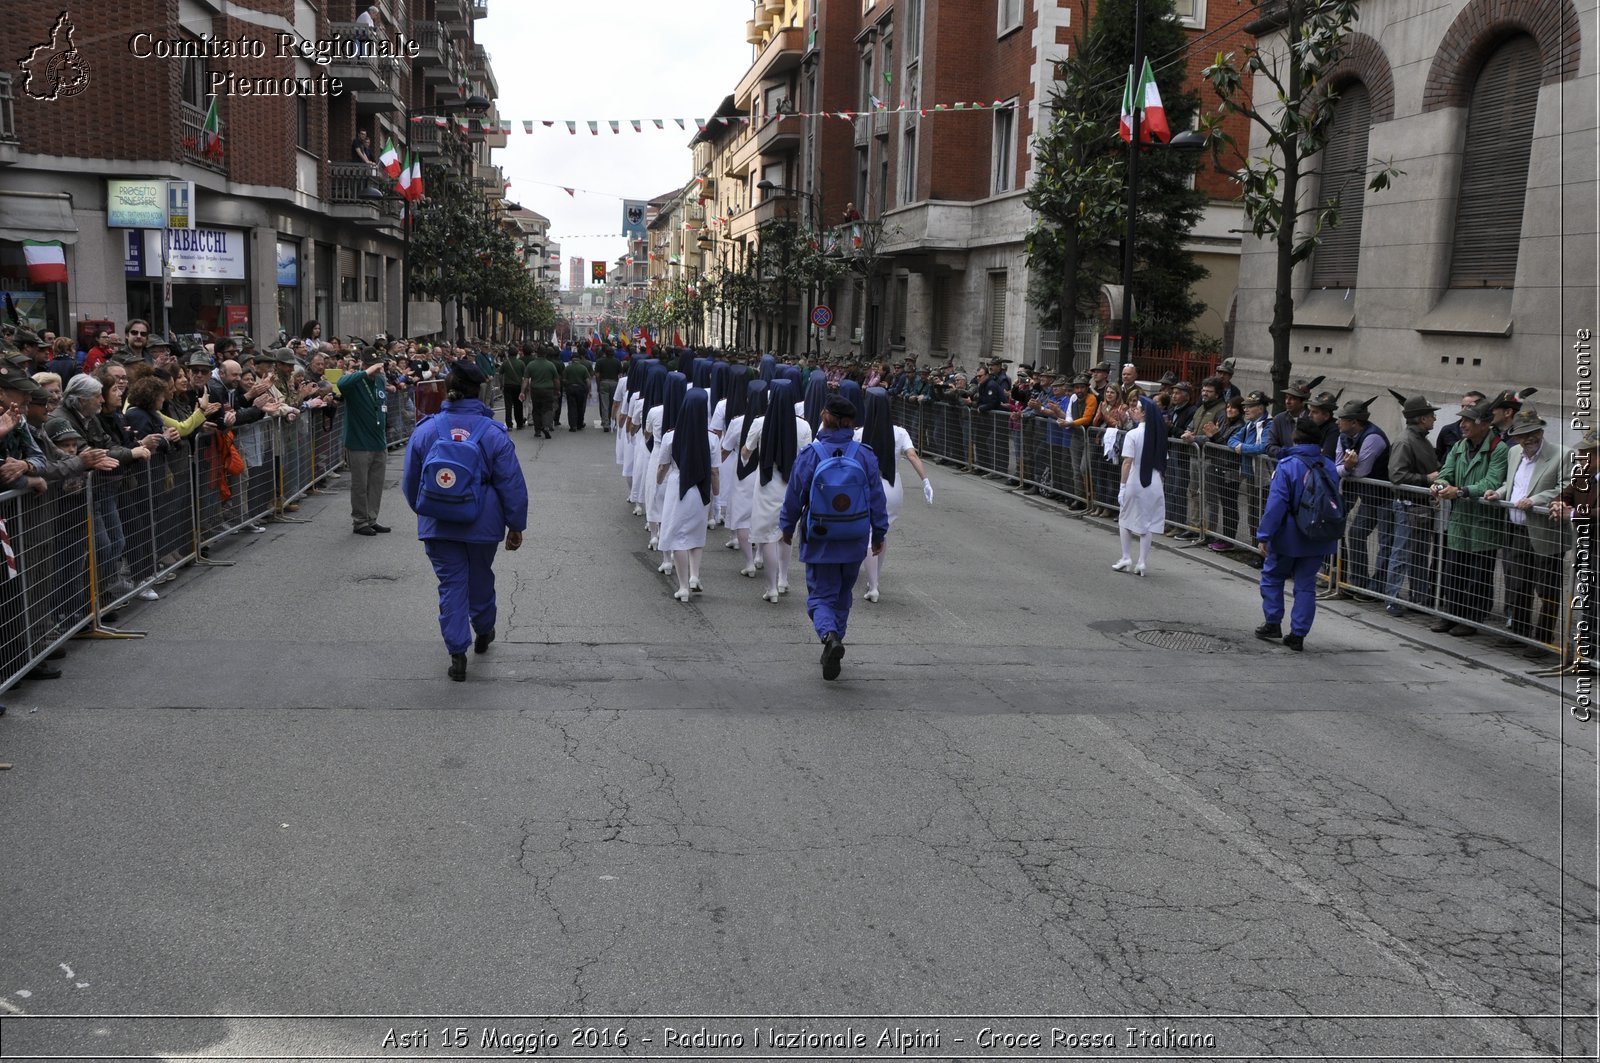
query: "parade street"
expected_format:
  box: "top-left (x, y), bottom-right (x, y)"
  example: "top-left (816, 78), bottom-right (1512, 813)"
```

top-left (1, 424), bottom-right (1595, 1060)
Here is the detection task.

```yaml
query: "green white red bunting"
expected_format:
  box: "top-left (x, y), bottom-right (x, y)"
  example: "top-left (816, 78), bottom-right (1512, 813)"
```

top-left (405, 99), bottom-right (1018, 136)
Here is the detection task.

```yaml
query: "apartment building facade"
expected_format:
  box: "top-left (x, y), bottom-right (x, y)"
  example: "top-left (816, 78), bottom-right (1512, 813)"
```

top-left (0, 0), bottom-right (500, 345)
top-left (699, 0), bottom-right (1252, 369)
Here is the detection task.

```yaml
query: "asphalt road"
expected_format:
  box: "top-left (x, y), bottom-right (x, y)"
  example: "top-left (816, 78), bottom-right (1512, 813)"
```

top-left (0, 413), bottom-right (1595, 1061)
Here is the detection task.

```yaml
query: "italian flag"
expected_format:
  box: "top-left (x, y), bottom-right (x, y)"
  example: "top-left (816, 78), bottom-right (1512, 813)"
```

top-left (22, 240), bottom-right (68, 284)
top-left (1119, 58), bottom-right (1169, 143)
top-left (201, 95), bottom-right (223, 158)
top-left (395, 151), bottom-right (414, 198)
top-left (379, 136), bottom-right (402, 178)
top-left (405, 156), bottom-right (424, 201)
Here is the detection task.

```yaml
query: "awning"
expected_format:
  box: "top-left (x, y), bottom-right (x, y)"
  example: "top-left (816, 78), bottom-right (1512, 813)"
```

top-left (0, 193), bottom-right (79, 244)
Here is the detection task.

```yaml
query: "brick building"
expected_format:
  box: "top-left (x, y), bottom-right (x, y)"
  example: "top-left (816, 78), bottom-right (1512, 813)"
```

top-left (0, 0), bottom-right (500, 345)
top-left (696, 0), bottom-right (1253, 369)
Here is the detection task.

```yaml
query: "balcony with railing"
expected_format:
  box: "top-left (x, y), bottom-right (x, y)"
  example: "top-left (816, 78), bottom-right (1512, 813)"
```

top-left (411, 20), bottom-right (459, 86)
top-left (735, 24), bottom-right (806, 103)
top-left (0, 73), bottom-right (17, 166)
top-left (324, 24), bottom-right (385, 92)
top-left (179, 101), bottom-right (227, 173)
top-left (327, 162), bottom-right (387, 216)
top-left (354, 65), bottom-right (406, 116)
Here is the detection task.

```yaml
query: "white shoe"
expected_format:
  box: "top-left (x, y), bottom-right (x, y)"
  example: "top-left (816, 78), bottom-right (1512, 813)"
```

top-left (754, 557), bottom-right (765, 570)
top-left (724, 539), bottom-right (739, 550)
top-left (136, 588), bottom-right (160, 601)
top-left (648, 536), bottom-right (658, 550)
top-left (707, 518), bottom-right (718, 529)
top-left (864, 589), bottom-right (880, 603)
top-left (632, 504), bottom-right (644, 516)
top-left (658, 561), bottom-right (674, 574)
top-left (1133, 563), bottom-right (1147, 577)
top-left (673, 588), bottom-right (691, 602)
top-left (740, 565), bottom-right (757, 577)
top-left (1112, 558), bottom-right (1133, 572)
top-left (762, 589), bottom-right (779, 603)
top-left (689, 578), bottom-right (703, 593)
top-left (777, 582), bottom-right (789, 595)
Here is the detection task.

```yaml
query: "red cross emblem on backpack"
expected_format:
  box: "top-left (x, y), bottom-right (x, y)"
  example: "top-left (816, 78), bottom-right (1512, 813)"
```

top-left (435, 468), bottom-right (457, 489)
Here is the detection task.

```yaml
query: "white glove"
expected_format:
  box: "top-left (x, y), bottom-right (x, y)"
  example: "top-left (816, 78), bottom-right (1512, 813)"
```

top-left (922, 477), bottom-right (934, 505)
top-left (1118, 484), bottom-right (1129, 508)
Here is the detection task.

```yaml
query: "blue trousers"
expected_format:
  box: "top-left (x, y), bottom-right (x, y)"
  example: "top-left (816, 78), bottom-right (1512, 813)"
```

top-left (805, 560), bottom-right (863, 643)
top-left (425, 539), bottom-right (499, 654)
top-left (1260, 551), bottom-right (1324, 636)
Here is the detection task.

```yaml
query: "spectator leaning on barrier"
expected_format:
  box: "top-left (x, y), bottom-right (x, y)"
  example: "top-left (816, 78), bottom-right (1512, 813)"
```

top-left (1306, 390), bottom-right (1342, 458)
top-left (1164, 380), bottom-right (1199, 540)
top-left (1229, 390), bottom-right (1274, 538)
top-left (1384, 391), bottom-right (1443, 616)
top-left (1333, 397), bottom-right (1390, 595)
top-left (1429, 400), bottom-right (1509, 635)
top-left (1485, 410), bottom-right (1569, 656)
top-left (1269, 376), bottom-right (1324, 460)
top-left (1434, 390), bottom-right (1484, 465)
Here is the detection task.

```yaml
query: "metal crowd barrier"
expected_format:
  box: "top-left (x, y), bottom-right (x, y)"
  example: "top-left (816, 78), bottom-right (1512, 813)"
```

top-left (885, 393), bottom-right (1579, 658)
top-left (0, 383), bottom-right (460, 698)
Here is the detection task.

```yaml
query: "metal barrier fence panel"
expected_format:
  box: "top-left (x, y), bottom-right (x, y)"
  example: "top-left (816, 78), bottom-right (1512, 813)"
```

top-left (196, 420), bottom-right (277, 548)
top-left (310, 406), bottom-right (346, 489)
top-left (0, 482), bottom-right (94, 697)
top-left (279, 416), bottom-right (316, 505)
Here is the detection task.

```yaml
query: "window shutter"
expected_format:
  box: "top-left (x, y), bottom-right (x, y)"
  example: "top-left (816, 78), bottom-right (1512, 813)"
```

top-left (1448, 34), bottom-right (1541, 289)
top-left (339, 247), bottom-right (357, 279)
top-left (988, 272), bottom-right (1007, 355)
top-left (1310, 81), bottom-right (1371, 289)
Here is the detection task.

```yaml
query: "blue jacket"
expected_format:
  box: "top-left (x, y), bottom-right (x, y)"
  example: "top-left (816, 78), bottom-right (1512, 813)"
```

top-left (779, 427), bottom-right (890, 563)
top-left (401, 399), bottom-right (529, 543)
top-left (1256, 444), bottom-right (1340, 558)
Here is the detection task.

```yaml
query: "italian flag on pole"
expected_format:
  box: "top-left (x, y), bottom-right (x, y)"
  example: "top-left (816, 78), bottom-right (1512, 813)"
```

top-left (1120, 58), bottom-right (1170, 143)
top-left (22, 240), bottom-right (68, 284)
top-left (395, 151), bottom-right (414, 198)
top-left (379, 136), bottom-right (402, 178)
top-left (201, 95), bottom-right (223, 158)
top-left (405, 156), bottom-right (424, 201)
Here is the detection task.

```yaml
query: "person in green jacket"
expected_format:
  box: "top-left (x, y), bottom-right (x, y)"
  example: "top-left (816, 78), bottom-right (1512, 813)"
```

top-left (1429, 399), bottom-right (1509, 633)
top-left (521, 346), bottom-right (561, 439)
top-left (339, 348), bottom-right (392, 536)
top-left (500, 347), bottom-right (526, 430)
top-left (563, 351), bottom-right (592, 431)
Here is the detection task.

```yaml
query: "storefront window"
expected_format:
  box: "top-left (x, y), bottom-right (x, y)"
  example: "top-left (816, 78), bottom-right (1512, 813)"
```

top-left (276, 238), bottom-right (301, 338)
top-left (0, 241), bottom-right (66, 335)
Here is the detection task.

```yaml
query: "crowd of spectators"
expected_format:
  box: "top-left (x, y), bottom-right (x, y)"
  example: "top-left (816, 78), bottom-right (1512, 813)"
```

top-left (0, 319), bottom-right (499, 685)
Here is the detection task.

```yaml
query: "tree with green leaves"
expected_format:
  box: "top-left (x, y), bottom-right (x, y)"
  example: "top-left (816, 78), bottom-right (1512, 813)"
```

top-left (1201, 0), bottom-right (1400, 402)
top-left (1026, 0), bottom-right (1208, 362)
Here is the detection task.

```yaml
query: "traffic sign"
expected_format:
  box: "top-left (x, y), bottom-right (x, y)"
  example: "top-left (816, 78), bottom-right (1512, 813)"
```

top-left (811, 305), bottom-right (833, 328)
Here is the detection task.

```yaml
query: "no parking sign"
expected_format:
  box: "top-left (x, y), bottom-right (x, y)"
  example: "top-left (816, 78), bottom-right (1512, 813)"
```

top-left (811, 305), bottom-right (833, 328)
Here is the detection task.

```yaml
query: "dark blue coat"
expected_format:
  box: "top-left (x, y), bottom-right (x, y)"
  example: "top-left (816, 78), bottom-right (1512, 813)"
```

top-left (1255, 444), bottom-right (1340, 558)
top-left (778, 427), bottom-right (890, 563)
top-left (402, 399), bottom-right (528, 543)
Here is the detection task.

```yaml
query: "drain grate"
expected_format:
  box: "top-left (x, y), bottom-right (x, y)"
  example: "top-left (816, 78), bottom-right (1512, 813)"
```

top-left (1133, 628), bottom-right (1228, 653)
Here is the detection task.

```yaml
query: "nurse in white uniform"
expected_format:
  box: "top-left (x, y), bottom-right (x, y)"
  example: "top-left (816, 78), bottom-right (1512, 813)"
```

top-left (742, 379), bottom-right (812, 601)
top-left (655, 389), bottom-right (719, 601)
top-left (855, 387), bottom-right (933, 602)
top-left (1113, 395), bottom-right (1168, 577)
top-left (723, 379), bottom-right (766, 573)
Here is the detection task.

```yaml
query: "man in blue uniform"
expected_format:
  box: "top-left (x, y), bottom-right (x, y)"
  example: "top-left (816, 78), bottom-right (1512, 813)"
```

top-left (1255, 418), bottom-right (1341, 651)
top-left (402, 362), bottom-right (529, 682)
top-left (779, 397), bottom-right (890, 680)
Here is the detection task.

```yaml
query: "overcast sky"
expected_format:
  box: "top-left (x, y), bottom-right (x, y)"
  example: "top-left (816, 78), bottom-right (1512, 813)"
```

top-left (482, 3), bottom-right (754, 288)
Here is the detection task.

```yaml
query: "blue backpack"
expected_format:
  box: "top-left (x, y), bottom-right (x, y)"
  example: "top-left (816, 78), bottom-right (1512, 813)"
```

top-left (807, 440), bottom-right (872, 543)
top-left (1293, 459), bottom-right (1346, 541)
top-left (417, 417), bottom-right (491, 524)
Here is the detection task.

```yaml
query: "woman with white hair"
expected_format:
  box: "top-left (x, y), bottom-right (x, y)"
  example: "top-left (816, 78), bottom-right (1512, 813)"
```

top-left (48, 374), bottom-right (155, 604)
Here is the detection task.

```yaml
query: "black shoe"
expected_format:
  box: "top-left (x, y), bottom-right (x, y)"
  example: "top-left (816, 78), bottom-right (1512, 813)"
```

top-left (820, 633), bottom-right (845, 681)
top-left (354, 526), bottom-right (378, 536)
top-left (448, 653), bottom-right (467, 682)
top-left (1428, 618), bottom-right (1454, 633)
top-left (1254, 622), bottom-right (1282, 641)
top-left (1282, 634), bottom-right (1305, 651)
top-left (371, 524), bottom-right (392, 534)
top-left (474, 628), bottom-right (495, 655)
top-left (1449, 623), bottom-right (1477, 637)
top-left (569, 427), bottom-right (578, 432)
top-left (25, 662), bottom-right (62, 680)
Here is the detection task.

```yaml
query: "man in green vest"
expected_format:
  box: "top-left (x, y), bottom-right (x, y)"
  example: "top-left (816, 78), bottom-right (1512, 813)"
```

top-left (594, 345), bottom-right (622, 432)
top-left (339, 348), bottom-right (392, 536)
top-left (563, 349), bottom-right (592, 431)
top-left (521, 345), bottom-right (561, 439)
top-left (500, 346), bottom-right (526, 430)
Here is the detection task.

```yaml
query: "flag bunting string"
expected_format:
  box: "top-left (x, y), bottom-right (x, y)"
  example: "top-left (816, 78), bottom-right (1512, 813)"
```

top-left (407, 100), bottom-right (1015, 135)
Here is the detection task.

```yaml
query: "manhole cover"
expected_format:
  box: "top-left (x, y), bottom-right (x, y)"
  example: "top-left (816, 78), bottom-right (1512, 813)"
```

top-left (1133, 629), bottom-right (1228, 653)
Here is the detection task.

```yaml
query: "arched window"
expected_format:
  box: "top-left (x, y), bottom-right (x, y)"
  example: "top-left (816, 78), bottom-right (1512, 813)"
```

top-left (1310, 81), bottom-right (1371, 289)
top-left (1448, 34), bottom-right (1541, 288)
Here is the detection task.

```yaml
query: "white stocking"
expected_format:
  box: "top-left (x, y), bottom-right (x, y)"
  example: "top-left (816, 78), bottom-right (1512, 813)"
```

top-left (1137, 532), bottom-right (1152, 567)
top-left (778, 541), bottom-right (793, 585)
top-left (737, 528), bottom-right (753, 566)
top-left (688, 547), bottom-right (703, 583)
top-left (761, 542), bottom-right (781, 593)
top-left (863, 552), bottom-right (880, 592)
top-left (673, 550), bottom-right (691, 592)
top-left (1118, 525), bottom-right (1134, 562)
